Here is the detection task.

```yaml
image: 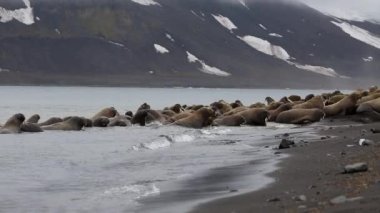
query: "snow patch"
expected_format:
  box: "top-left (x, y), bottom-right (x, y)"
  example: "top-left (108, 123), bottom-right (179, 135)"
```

top-left (363, 56), bottom-right (373, 62)
top-left (332, 21), bottom-right (380, 49)
top-left (0, 68), bottom-right (10, 72)
top-left (108, 40), bottom-right (125, 47)
top-left (212, 14), bottom-right (238, 32)
top-left (154, 44), bottom-right (169, 54)
top-left (259, 24), bottom-right (267, 30)
top-left (239, 34), bottom-right (345, 78)
top-left (130, 0), bottom-right (160, 6)
top-left (269, 33), bottom-right (283, 38)
top-left (238, 35), bottom-right (290, 60)
top-left (55, 28), bottom-right (61, 35)
top-left (288, 62), bottom-right (342, 78)
top-left (238, 0), bottom-right (249, 9)
top-left (165, 33), bottom-right (175, 42)
top-left (186, 51), bottom-right (231, 77)
top-left (0, 0), bottom-right (34, 25)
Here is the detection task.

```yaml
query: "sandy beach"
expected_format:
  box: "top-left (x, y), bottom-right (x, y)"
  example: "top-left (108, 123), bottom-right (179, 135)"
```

top-left (192, 117), bottom-right (380, 213)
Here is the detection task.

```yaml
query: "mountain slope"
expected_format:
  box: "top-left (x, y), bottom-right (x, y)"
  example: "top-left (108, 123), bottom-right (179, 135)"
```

top-left (0, 0), bottom-right (379, 88)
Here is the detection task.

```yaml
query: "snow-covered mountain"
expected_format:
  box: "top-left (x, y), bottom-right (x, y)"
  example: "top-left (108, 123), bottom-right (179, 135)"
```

top-left (0, 0), bottom-right (379, 88)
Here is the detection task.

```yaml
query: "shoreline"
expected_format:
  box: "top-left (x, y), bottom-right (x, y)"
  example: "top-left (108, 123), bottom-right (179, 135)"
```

top-left (191, 118), bottom-right (380, 213)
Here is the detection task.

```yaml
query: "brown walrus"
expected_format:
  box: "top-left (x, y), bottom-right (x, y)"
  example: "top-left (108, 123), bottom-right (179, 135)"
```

top-left (292, 96), bottom-right (324, 110)
top-left (108, 114), bottom-right (131, 127)
top-left (358, 92), bottom-right (380, 104)
top-left (0, 113), bottom-right (25, 134)
top-left (26, 114), bottom-right (40, 124)
top-left (356, 98), bottom-right (380, 121)
top-left (249, 102), bottom-right (266, 108)
top-left (276, 109), bottom-right (325, 124)
top-left (223, 106), bottom-right (248, 116)
top-left (265, 97), bottom-right (275, 105)
top-left (212, 114), bottom-right (245, 126)
top-left (174, 108), bottom-right (215, 128)
top-left (39, 117), bottom-right (63, 126)
top-left (325, 95), bottom-right (346, 106)
top-left (230, 100), bottom-right (243, 109)
top-left (131, 109), bottom-right (168, 126)
top-left (93, 117), bottom-right (110, 127)
top-left (324, 93), bottom-right (360, 117)
top-left (91, 107), bottom-right (117, 120)
top-left (268, 103), bottom-right (292, 122)
top-left (171, 111), bottom-right (193, 121)
top-left (211, 101), bottom-right (233, 115)
top-left (42, 117), bottom-right (85, 131)
top-left (236, 108), bottom-right (268, 126)
top-left (21, 121), bottom-right (43, 133)
top-left (288, 95), bottom-right (302, 102)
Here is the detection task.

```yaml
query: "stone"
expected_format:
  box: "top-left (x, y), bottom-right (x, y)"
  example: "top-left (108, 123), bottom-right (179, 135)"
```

top-left (267, 197), bottom-right (281, 202)
top-left (279, 139), bottom-right (295, 149)
top-left (359, 139), bottom-right (375, 146)
top-left (330, 195), bottom-right (347, 204)
top-left (344, 162), bottom-right (368, 174)
top-left (293, 195), bottom-right (307, 202)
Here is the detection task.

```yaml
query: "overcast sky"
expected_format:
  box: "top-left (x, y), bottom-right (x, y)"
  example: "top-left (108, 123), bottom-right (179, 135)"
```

top-left (301, 0), bottom-right (380, 22)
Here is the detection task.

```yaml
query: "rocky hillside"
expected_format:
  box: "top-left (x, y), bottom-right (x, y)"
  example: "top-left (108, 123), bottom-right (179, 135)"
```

top-left (0, 0), bottom-right (379, 88)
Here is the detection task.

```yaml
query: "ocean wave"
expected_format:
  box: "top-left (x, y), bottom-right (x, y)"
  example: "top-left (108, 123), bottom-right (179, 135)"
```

top-left (103, 183), bottom-right (160, 199)
top-left (132, 134), bottom-right (197, 151)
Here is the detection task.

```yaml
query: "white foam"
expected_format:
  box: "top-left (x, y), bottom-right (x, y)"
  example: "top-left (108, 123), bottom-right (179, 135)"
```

top-left (238, 35), bottom-right (290, 60)
top-left (332, 21), bottom-right (380, 49)
top-left (186, 51), bottom-right (231, 77)
top-left (130, 0), bottom-right (160, 6)
top-left (171, 134), bottom-right (196, 143)
top-left (0, 68), bottom-right (10, 72)
top-left (104, 184), bottom-right (160, 199)
top-left (154, 44), bottom-right (169, 54)
top-left (238, 0), bottom-right (249, 9)
top-left (0, 0), bottom-right (34, 25)
top-left (269, 33), bottom-right (283, 38)
top-left (212, 14), bottom-right (238, 32)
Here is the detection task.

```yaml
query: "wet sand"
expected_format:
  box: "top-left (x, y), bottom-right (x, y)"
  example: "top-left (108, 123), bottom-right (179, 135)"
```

top-left (191, 118), bottom-right (380, 212)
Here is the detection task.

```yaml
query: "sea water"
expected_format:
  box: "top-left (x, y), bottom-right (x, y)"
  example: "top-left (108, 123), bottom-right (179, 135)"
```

top-left (0, 86), bottom-right (334, 212)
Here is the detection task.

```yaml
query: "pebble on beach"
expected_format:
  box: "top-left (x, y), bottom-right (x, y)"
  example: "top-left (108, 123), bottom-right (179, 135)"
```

top-left (344, 162), bottom-right (368, 174)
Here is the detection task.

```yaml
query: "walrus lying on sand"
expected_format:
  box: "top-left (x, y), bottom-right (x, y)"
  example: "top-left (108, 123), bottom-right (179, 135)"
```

top-left (276, 109), bottom-right (325, 124)
top-left (324, 93), bottom-right (360, 117)
top-left (356, 98), bottom-right (380, 121)
top-left (39, 117), bottom-right (63, 126)
top-left (0, 113), bottom-right (25, 134)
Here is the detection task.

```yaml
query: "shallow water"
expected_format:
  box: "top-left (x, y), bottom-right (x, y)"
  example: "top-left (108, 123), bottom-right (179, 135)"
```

top-left (0, 86), bottom-right (331, 212)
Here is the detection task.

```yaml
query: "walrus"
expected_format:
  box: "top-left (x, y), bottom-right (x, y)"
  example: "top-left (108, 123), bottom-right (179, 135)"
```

top-left (237, 108), bottom-right (269, 126)
top-left (108, 114), bottom-right (131, 127)
top-left (266, 102), bottom-right (282, 111)
top-left (249, 102), bottom-right (266, 108)
top-left (292, 96), bottom-right (324, 110)
top-left (212, 114), bottom-right (245, 126)
top-left (169, 104), bottom-right (183, 114)
top-left (137, 103), bottom-right (151, 111)
top-left (304, 94), bottom-right (315, 101)
top-left (356, 98), bottom-right (380, 121)
top-left (125, 111), bottom-right (134, 118)
top-left (324, 93), bottom-right (360, 117)
top-left (26, 114), bottom-right (40, 124)
top-left (288, 95), bottom-right (302, 102)
top-left (279, 97), bottom-right (291, 103)
top-left (223, 106), bottom-right (248, 116)
top-left (91, 107), bottom-right (117, 120)
top-left (171, 111), bottom-right (193, 121)
top-left (21, 122), bottom-right (43, 133)
top-left (325, 95), bottom-right (346, 106)
top-left (276, 109), bottom-right (325, 124)
top-left (161, 110), bottom-right (177, 117)
top-left (131, 109), bottom-right (168, 126)
top-left (358, 92), bottom-right (380, 104)
top-left (230, 100), bottom-right (243, 109)
top-left (39, 117), bottom-right (63, 126)
top-left (268, 103), bottom-right (292, 122)
top-left (42, 117), bottom-right (85, 131)
top-left (174, 108), bottom-right (215, 128)
top-left (265, 97), bottom-right (275, 105)
top-left (0, 113), bottom-right (25, 134)
top-left (211, 101), bottom-right (233, 115)
top-left (93, 117), bottom-right (110, 127)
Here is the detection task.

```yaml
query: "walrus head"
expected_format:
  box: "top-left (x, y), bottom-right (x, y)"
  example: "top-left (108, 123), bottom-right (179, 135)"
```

top-left (4, 113), bottom-right (25, 128)
top-left (265, 97), bottom-right (275, 105)
top-left (65, 117), bottom-right (86, 130)
top-left (125, 111), bottom-right (133, 117)
top-left (170, 104), bottom-right (182, 114)
top-left (137, 103), bottom-right (151, 111)
top-left (26, 114), bottom-right (40, 123)
top-left (304, 94), bottom-right (315, 101)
